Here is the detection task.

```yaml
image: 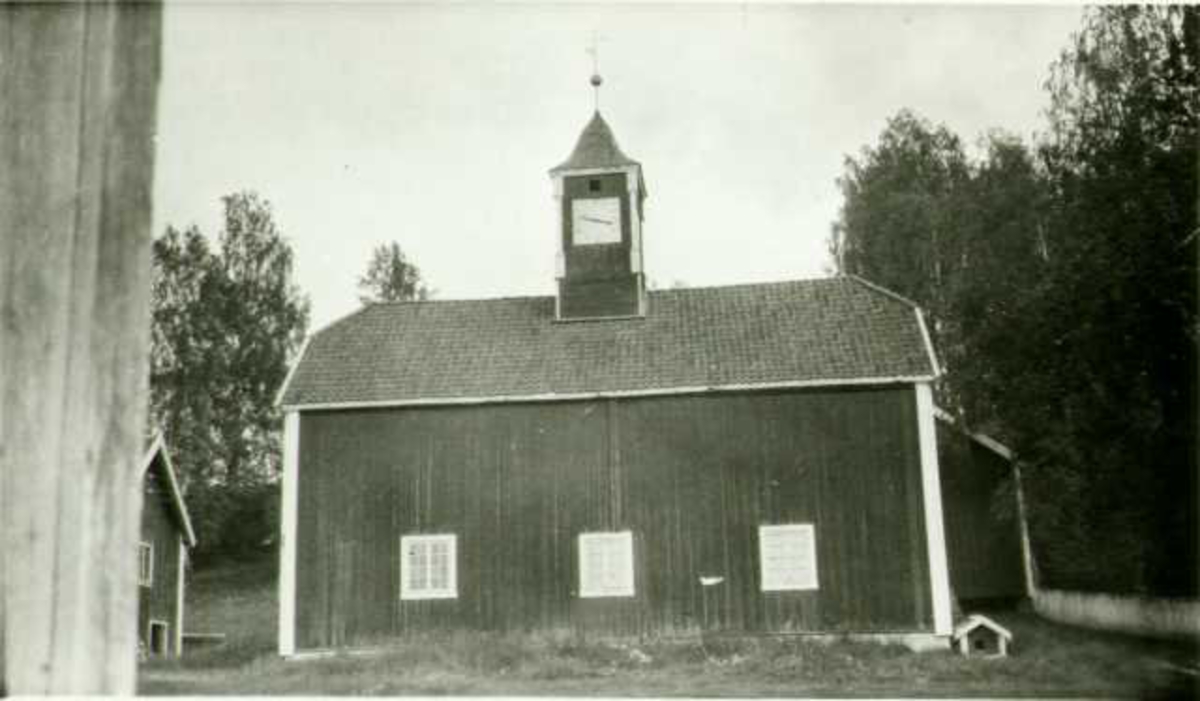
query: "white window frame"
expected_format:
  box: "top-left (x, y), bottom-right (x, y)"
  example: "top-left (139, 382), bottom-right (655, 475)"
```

top-left (138, 541), bottom-right (153, 587)
top-left (578, 530), bottom-right (635, 598)
top-left (399, 533), bottom-right (457, 600)
top-left (758, 523), bottom-right (819, 592)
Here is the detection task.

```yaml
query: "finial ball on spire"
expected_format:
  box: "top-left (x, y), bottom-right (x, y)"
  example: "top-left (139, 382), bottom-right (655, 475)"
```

top-left (590, 73), bottom-right (603, 88)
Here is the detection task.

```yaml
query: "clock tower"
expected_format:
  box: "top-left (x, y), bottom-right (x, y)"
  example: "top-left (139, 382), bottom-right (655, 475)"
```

top-left (550, 109), bottom-right (647, 320)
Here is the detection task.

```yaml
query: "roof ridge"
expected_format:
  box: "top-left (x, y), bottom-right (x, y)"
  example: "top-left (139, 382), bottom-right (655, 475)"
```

top-left (362, 292), bottom-right (553, 307)
top-left (330, 278), bottom-right (849, 313)
top-left (649, 276), bottom-right (839, 296)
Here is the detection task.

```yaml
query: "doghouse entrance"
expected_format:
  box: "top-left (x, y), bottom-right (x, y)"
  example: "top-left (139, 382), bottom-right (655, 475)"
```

top-left (968, 628), bottom-right (1001, 655)
top-left (148, 620), bottom-right (170, 657)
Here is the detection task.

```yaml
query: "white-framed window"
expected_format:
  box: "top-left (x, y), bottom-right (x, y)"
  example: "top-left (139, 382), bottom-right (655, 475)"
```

top-left (138, 541), bottom-right (153, 587)
top-left (399, 534), bottom-right (457, 600)
top-left (578, 531), bottom-right (635, 598)
top-left (758, 524), bottom-right (819, 591)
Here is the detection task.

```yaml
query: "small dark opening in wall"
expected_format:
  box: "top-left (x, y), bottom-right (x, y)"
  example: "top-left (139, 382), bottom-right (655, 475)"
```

top-left (974, 638), bottom-right (986, 651)
top-left (588, 179), bottom-right (601, 192)
top-left (149, 621), bottom-right (169, 656)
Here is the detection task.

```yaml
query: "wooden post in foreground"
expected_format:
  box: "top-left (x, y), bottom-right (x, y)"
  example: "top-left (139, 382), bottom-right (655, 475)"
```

top-left (0, 1), bottom-right (162, 693)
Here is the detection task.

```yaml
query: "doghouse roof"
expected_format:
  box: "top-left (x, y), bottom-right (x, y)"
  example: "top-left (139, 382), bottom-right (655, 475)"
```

top-left (278, 275), bottom-right (939, 409)
top-left (953, 614), bottom-right (1013, 641)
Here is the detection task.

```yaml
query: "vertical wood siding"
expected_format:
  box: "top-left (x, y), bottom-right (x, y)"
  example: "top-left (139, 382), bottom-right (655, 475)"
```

top-left (937, 428), bottom-right (1026, 601)
top-left (138, 467), bottom-right (181, 655)
top-left (294, 386), bottom-right (931, 650)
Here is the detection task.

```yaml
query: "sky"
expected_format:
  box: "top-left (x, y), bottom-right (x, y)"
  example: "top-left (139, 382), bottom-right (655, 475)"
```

top-left (152, 2), bottom-right (1084, 332)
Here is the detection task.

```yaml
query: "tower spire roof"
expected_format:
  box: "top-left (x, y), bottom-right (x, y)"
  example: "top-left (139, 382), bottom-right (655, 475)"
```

top-left (550, 111), bottom-right (639, 174)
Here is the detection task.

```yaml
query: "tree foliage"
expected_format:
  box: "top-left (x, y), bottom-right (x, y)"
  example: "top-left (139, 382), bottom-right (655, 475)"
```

top-left (1010, 6), bottom-right (1197, 595)
top-left (358, 242), bottom-right (430, 305)
top-left (830, 7), bottom-right (1197, 594)
top-left (151, 192), bottom-right (309, 560)
top-left (831, 112), bottom-right (1048, 424)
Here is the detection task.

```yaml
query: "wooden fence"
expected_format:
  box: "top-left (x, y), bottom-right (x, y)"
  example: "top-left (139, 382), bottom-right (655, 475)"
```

top-left (1032, 589), bottom-right (1200, 640)
top-left (1016, 466), bottom-right (1196, 641)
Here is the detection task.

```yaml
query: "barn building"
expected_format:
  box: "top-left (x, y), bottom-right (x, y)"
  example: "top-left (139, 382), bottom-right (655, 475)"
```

top-left (138, 434), bottom-right (196, 657)
top-left (275, 108), bottom-right (955, 655)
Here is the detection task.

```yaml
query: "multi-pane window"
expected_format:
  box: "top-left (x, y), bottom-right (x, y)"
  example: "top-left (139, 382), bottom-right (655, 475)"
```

top-left (400, 534), bottom-right (457, 600)
top-left (578, 531), bottom-right (635, 598)
top-left (138, 541), bottom-right (153, 587)
top-left (758, 524), bottom-right (819, 591)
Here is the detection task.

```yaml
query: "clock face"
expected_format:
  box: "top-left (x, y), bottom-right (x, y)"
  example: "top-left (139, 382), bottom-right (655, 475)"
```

top-left (572, 197), bottom-right (621, 245)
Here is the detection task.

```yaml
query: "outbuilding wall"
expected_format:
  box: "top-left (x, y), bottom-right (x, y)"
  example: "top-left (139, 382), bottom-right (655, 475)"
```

top-left (138, 465), bottom-right (183, 656)
top-left (292, 385), bottom-right (933, 650)
top-left (937, 427), bottom-right (1026, 602)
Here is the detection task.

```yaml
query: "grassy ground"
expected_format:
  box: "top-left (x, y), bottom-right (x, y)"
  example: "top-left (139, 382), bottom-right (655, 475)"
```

top-left (140, 553), bottom-right (1199, 697)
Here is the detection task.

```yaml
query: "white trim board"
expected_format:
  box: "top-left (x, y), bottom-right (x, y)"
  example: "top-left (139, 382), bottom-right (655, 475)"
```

top-left (175, 534), bottom-right (186, 657)
top-left (916, 383), bottom-right (953, 636)
top-left (1013, 464), bottom-right (1038, 597)
top-left (281, 375), bottom-right (935, 412)
top-left (548, 164), bottom-right (642, 179)
top-left (278, 410), bottom-right (300, 656)
top-left (914, 307), bottom-right (942, 378)
top-left (273, 337), bottom-right (310, 409)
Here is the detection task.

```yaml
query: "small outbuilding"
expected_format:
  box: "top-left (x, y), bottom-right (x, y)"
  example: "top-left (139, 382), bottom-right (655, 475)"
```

top-left (952, 614), bottom-right (1013, 658)
top-left (138, 434), bottom-right (197, 658)
top-left (936, 409), bottom-right (1034, 606)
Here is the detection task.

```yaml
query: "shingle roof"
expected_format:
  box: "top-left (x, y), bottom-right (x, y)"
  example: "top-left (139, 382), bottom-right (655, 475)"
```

top-left (550, 111), bottom-right (640, 173)
top-left (279, 276), bottom-right (937, 408)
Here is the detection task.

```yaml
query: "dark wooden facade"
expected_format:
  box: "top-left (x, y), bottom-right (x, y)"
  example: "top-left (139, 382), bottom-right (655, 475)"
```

top-left (138, 459), bottom-right (185, 657)
top-left (937, 424), bottom-right (1026, 602)
top-left (291, 385), bottom-right (934, 651)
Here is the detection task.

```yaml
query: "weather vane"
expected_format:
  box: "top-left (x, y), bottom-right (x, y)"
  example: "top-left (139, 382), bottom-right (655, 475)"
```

top-left (586, 30), bottom-right (604, 112)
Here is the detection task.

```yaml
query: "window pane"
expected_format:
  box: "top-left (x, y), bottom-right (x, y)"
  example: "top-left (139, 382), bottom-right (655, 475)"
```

top-left (410, 543), bottom-right (427, 591)
top-left (138, 543), bottom-right (152, 585)
top-left (430, 542), bottom-right (448, 590)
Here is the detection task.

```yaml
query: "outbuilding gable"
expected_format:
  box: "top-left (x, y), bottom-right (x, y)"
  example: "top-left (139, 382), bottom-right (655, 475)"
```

top-left (142, 434), bottom-right (196, 548)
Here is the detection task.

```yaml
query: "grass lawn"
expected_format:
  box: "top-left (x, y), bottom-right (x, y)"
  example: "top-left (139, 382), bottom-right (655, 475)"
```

top-left (140, 553), bottom-right (1199, 697)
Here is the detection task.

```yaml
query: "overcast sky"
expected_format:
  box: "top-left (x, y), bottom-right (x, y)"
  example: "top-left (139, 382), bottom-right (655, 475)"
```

top-left (152, 2), bottom-right (1084, 332)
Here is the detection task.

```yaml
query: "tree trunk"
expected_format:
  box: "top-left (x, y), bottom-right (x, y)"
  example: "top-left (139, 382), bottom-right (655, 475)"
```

top-left (0, 1), bottom-right (162, 693)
